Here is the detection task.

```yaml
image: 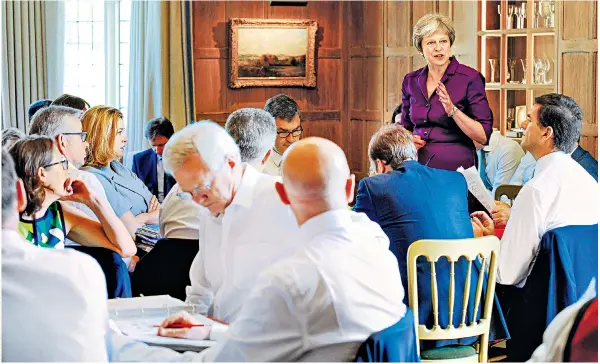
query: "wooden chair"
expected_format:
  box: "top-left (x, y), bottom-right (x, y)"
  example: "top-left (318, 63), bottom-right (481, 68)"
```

top-left (407, 236), bottom-right (500, 362)
top-left (494, 184), bottom-right (523, 204)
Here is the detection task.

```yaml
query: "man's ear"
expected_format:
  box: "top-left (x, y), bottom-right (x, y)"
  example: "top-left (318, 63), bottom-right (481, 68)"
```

top-left (376, 159), bottom-right (386, 174)
top-left (346, 174), bottom-right (356, 203)
top-left (55, 135), bottom-right (68, 156)
top-left (274, 181), bottom-right (290, 206)
top-left (542, 125), bottom-right (554, 144)
top-left (261, 149), bottom-right (272, 166)
top-left (16, 178), bottom-right (27, 213)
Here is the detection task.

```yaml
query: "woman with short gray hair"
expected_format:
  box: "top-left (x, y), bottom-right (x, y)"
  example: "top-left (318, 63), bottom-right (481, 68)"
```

top-left (396, 13), bottom-right (493, 171)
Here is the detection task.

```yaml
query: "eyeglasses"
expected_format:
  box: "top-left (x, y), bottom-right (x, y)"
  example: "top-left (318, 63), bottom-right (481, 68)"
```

top-left (43, 159), bottom-right (69, 170)
top-left (177, 182), bottom-right (212, 201)
top-left (277, 126), bottom-right (303, 138)
top-left (62, 132), bottom-right (88, 142)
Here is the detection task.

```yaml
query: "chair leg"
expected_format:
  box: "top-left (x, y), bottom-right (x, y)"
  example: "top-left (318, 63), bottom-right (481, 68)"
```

top-left (479, 334), bottom-right (489, 363)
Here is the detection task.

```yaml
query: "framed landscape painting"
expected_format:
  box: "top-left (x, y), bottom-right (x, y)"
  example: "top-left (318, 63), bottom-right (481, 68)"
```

top-left (229, 18), bottom-right (317, 88)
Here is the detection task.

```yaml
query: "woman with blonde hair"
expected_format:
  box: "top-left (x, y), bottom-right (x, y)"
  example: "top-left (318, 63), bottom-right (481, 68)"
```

top-left (82, 106), bottom-right (159, 236)
top-left (397, 13), bottom-right (493, 171)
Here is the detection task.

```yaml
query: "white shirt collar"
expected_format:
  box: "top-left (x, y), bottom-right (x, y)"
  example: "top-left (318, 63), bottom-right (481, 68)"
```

top-left (298, 209), bottom-right (353, 242)
top-left (271, 149), bottom-right (283, 167)
top-left (534, 151), bottom-right (568, 176)
top-left (228, 164), bottom-right (261, 210)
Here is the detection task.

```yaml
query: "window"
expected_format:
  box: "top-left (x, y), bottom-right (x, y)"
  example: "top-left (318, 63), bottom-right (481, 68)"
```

top-left (64, 0), bottom-right (130, 116)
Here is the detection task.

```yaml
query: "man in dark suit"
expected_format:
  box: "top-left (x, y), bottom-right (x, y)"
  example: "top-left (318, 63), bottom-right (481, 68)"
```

top-left (354, 124), bottom-right (508, 349)
top-left (571, 144), bottom-right (598, 181)
top-left (132, 117), bottom-right (176, 203)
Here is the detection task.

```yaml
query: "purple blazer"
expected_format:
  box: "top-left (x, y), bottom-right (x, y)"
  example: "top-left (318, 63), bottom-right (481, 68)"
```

top-left (398, 57), bottom-right (493, 171)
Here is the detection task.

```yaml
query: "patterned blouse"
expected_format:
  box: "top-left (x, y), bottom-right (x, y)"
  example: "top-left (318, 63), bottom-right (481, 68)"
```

top-left (18, 201), bottom-right (66, 249)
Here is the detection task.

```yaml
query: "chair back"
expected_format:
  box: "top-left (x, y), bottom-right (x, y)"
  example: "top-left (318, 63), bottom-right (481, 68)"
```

top-left (131, 238), bottom-right (199, 301)
top-left (494, 184), bottom-right (522, 203)
top-left (407, 236), bottom-right (500, 362)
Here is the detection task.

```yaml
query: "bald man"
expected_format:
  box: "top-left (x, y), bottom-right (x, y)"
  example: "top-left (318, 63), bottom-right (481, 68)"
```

top-left (108, 138), bottom-right (407, 362)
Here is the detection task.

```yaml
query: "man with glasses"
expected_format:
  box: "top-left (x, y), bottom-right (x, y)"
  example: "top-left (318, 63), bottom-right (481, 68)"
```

top-left (263, 94), bottom-right (302, 175)
top-left (29, 106), bottom-right (110, 221)
top-left (161, 120), bottom-right (299, 323)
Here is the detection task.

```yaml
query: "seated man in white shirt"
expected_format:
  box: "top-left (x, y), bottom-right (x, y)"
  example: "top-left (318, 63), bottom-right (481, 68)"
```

top-left (161, 114), bottom-right (300, 322)
top-left (1, 149), bottom-right (109, 361)
top-left (109, 137), bottom-right (407, 362)
top-left (474, 129), bottom-right (525, 197)
top-left (158, 108), bottom-right (276, 240)
top-left (263, 94), bottom-right (303, 175)
top-left (472, 93), bottom-right (599, 286)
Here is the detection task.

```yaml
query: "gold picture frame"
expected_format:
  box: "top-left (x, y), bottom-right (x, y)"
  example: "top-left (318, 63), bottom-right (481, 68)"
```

top-left (229, 18), bottom-right (317, 88)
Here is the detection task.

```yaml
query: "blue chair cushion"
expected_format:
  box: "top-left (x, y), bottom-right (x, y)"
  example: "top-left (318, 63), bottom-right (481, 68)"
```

top-left (420, 345), bottom-right (477, 360)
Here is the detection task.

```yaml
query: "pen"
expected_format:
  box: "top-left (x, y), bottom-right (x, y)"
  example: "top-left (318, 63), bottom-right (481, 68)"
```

top-left (153, 323), bottom-right (205, 328)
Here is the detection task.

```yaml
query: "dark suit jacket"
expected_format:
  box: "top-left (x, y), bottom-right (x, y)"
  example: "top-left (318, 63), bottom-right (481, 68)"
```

top-left (572, 146), bottom-right (598, 182)
top-left (354, 160), bottom-right (509, 347)
top-left (132, 148), bottom-right (176, 198)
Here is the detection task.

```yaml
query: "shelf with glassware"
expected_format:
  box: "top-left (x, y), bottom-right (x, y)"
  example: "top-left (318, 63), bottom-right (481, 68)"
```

top-left (478, 0), bottom-right (558, 138)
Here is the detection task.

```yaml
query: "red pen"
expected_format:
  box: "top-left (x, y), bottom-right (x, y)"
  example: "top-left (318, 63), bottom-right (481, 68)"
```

top-left (153, 323), bottom-right (205, 328)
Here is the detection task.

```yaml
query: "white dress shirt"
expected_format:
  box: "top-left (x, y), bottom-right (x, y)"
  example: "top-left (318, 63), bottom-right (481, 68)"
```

top-left (509, 151), bottom-right (537, 185)
top-left (64, 164), bottom-right (109, 222)
top-left (481, 131), bottom-right (525, 196)
top-left (159, 183), bottom-right (209, 240)
top-left (185, 164), bottom-right (300, 322)
top-left (263, 148), bottom-right (283, 176)
top-left (108, 209), bottom-right (407, 362)
top-left (2, 230), bottom-right (109, 361)
top-left (64, 165), bottom-right (109, 247)
top-left (498, 152), bottom-right (599, 286)
top-left (157, 156), bottom-right (165, 202)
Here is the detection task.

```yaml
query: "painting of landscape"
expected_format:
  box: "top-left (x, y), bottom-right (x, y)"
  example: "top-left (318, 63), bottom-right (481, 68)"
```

top-left (229, 19), bottom-right (317, 88)
top-left (237, 28), bottom-right (307, 78)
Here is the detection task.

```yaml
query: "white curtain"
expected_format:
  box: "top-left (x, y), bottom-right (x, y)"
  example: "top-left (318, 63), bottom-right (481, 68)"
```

top-left (126, 0), bottom-right (195, 155)
top-left (1, 1), bottom-right (64, 132)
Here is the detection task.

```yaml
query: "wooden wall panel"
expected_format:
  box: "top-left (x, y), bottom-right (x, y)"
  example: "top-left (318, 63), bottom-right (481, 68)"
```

top-left (559, 0), bottom-right (598, 159)
top-left (193, 1), bottom-right (480, 178)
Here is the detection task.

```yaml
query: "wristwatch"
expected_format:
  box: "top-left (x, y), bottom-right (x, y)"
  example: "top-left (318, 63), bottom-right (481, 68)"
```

top-left (448, 105), bottom-right (458, 118)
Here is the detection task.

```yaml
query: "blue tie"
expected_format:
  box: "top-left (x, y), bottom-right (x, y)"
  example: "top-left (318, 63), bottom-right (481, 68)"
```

top-left (478, 150), bottom-right (493, 191)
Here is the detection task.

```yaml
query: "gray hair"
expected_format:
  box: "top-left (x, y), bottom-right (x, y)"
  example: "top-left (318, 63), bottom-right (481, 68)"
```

top-left (2, 149), bottom-right (17, 222)
top-left (29, 105), bottom-right (83, 138)
top-left (225, 108), bottom-right (276, 164)
top-left (264, 94), bottom-right (301, 122)
top-left (2, 127), bottom-right (25, 149)
top-left (413, 13), bottom-right (456, 54)
top-left (162, 120), bottom-right (241, 175)
top-left (368, 124), bottom-right (417, 169)
top-left (535, 93), bottom-right (583, 153)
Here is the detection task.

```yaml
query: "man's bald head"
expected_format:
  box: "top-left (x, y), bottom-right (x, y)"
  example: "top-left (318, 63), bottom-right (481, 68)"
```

top-left (276, 137), bottom-right (354, 225)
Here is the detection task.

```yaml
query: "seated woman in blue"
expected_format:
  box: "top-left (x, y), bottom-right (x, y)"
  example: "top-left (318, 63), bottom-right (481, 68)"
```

top-left (9, 136), bottom-right (135, 256)
top-left (82, 106), bottom-right (159, 236)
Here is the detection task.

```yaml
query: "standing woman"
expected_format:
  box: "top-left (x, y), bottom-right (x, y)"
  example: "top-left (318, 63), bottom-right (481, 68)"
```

top-left (82, 106), bottom-right (159, 237)
top-left (398, 13), bottom-right (493, 171)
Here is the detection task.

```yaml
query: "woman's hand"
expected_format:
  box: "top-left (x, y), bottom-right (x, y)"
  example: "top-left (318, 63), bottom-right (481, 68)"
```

top-left (413, 135), bottom-right (426, 151)
top-left (148, 195), bottom-right (160, 212)
top-left (436, 81), bottom-right (455, 116)
top-left (61, 178), bottom-right (96, 205)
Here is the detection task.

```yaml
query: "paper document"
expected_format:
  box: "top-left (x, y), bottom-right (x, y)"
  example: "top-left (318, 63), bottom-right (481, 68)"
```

top-left (108, 295), bottom-right (186, 311)
top-left (457, 166), bottom-right (495, 213)
top-left (109, 304), bottom-right (226, 352)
